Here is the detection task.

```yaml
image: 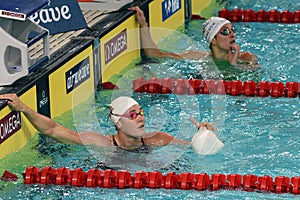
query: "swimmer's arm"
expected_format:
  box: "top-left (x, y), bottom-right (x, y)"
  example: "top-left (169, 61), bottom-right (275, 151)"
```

top-left (139, 22), bottom-right (183, 59)
top-left (1, 93), bottom-right (111, 146)
top-left (6, 94), bottom-right (81, 144)
top-left (144, 132), bottom-right (190, 146)
top-left (22, 108), bottom-right (112, 146)
top-left (22, 109), bottom-right (81, 144)
top-left (24, 110), bottom-right (112, 145)
top-left (129, 6), bottom-right (183, 60)
top-left (130, 6), bottom-right (207, 60)
top-left (170, 137), bottom-right (191, 145)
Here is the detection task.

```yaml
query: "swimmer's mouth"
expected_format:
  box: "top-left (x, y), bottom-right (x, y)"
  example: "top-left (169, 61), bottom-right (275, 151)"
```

top-left (230, 40), bottom-right (235, 44)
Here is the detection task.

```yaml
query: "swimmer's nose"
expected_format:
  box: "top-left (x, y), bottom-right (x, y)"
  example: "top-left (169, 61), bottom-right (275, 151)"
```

top-left (136, 113), bottom-right (145, 123)
top-left (137, 113), bottom-right (144, 120)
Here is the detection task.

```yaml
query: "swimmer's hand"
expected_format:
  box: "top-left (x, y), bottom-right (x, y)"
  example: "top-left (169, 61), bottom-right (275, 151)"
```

top-left (191, 126), bottom-right (224, 155)
top-left (189, 117), bottom-right (216, 131)
top-left (0, 93), bottom-right (28, 112)
top-left (229, 42), bottom-right (240, 66)
top-left (128, 6), bottom-right (148, 28)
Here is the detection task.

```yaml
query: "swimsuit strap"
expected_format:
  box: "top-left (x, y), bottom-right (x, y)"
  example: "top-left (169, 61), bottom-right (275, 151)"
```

top-left (112, 135), bottom-right (118, 146)
top-left (112, 135), bottom-right (145, 147)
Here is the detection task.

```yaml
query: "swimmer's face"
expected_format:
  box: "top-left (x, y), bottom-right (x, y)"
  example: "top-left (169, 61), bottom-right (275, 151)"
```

top-left (212, 23), bottom-right (236, 51)
top-left (117, 104), bottom-right (145, 137)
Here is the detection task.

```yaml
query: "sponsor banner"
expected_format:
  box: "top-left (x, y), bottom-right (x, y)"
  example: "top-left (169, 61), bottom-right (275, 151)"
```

top-left (30, 0), bottom-right (87, 35)
top-left (78, 0), bottom-right (133, 11)
top-left (162, 0), bottom-right (182, 21)
top-left (49, 46), bottom-right (94, 118)
top-left (104, 29), bottom-right (128, 64)
top-left (0, 111), bottom-right (21, 145)
top-left (65, 57), bottom-right (91, 94)
top-left (0, 0), bottom-right (48, 21)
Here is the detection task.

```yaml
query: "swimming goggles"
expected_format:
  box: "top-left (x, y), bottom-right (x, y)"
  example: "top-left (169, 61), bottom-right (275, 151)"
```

top-left (110, 109), bottom-right (144, 120)
top-left (219, 27), bottom-right (235, 36)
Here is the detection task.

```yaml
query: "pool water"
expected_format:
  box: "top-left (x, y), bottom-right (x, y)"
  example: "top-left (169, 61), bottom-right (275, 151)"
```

top-left (1, 0), bottom-right (300, 199)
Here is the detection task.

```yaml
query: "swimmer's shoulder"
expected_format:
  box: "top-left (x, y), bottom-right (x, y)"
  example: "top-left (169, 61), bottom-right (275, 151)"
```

top-left (106, 135), bottom-right (115, 146)
top-left (143, 131), bottom-right (175, 146)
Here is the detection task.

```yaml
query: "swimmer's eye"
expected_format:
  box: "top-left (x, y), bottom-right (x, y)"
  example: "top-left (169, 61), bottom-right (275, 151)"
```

top-left (219, 27), bottom-right (234, 36)
top-left (110, 109), bottom-right (144, 120)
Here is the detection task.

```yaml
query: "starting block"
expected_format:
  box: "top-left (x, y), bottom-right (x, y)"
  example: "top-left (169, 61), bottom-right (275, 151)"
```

top-left (0, 0), bottom-right (50, 85)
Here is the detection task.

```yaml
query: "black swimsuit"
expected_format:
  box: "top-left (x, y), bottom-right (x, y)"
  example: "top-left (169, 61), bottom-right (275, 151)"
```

top-left (95, 135), bottom-right (153, 170)
top-left (112, 135), bottom-right (151, 153)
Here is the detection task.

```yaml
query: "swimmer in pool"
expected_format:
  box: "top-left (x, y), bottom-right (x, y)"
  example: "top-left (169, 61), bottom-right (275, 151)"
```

top-left (0, 94), bottom-right (215, 151)
top-left (129, 6), bottom-right (259, 69)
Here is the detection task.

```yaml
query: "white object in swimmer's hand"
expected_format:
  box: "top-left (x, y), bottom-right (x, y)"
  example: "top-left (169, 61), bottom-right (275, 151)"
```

top-left (191, 126), bottom-right (224, 155)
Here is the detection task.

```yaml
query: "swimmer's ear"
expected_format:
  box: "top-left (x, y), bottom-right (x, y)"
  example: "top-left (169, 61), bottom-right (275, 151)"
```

top-left (211, 38), bottom-right (217, 46)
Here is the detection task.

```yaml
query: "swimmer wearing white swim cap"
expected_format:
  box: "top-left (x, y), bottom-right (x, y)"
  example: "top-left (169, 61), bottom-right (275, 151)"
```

top-left (0, 93), bottom-right (221, 154)
top-left (129, 6), bottom-right (259, 69)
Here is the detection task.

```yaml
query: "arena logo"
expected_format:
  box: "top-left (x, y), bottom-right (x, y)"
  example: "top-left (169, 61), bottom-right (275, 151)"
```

top-left (29, 0), bottom-right (87, 35)
top-left (0, 10), bottom-right (25, 20)
top-left (104, 29), bottom-right (127, 64)
top-left (0, 111), bottom-right (21, 145)
top-left (30, 5), bottom-right (72, 24)
top-left (162, 0), bottom-right (181, 22)
top-left (65, 57), bottom-right (90, 94)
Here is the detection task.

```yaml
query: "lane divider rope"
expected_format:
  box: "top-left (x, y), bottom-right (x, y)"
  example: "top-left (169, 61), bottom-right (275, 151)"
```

top-left (15, 166), bottom-right (300, 194)
top-left (132, 77), bottom-right (300, 98)
top-left (218, 8), bottom-right (300, 23)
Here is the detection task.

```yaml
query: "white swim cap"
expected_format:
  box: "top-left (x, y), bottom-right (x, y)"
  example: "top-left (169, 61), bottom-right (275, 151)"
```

top-left (191, 126), bottom-right (224, 155)
top-left (110, 96), bottom-right (139, 124)
top-left (202, 17), bottom-right (231, 44)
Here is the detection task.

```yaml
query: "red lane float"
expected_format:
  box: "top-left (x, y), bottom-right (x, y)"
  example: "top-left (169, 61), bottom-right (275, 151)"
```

top-left (21, 166), bottom-right (300, 195)
top-left (132, 78), bottom-right (300, 98)
top-left (218, 8), bottom-right (300, 23)
top-left (0, 170), bottom-right (18, 182)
